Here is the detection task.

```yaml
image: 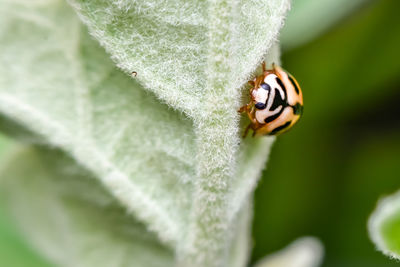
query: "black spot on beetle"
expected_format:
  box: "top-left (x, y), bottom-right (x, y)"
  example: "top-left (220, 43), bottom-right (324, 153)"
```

top-left (264, 111), bottom-right (281, 123)
top-left (255, 102), bottom-right (266, 110)
top-left (260, 83), bottom-right (270, 90)
top-left (288, 75), bottom-right (300, 94)
top-left (291, 103), bottom-right (303, 115)
top-left (264, 104), bottom-right (286, 123)
top-left (276, 77), bottom-right (287, 102)
top-left (276, 78), bottom-right (287, 97)
top-left (270, 88), bottom-right (287, 111)
top-left (269, 121), bottom-right (292, 135)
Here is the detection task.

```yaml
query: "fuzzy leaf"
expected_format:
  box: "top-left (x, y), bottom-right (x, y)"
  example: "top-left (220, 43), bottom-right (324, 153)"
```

top-left (0, 0), bottom-right (287, 266)
top-left (368, 190), bottom-right (400, 260)
top-left (66, 0), bottom-right (290, 117)
top-left (0, 146), bottom-right (174, 267)
top-left (254, 237), bottom-right (324, 267)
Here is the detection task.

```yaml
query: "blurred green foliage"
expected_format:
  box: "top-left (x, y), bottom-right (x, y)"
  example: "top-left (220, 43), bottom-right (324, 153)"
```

top-left (381, 208), bottom-right (400, 257)
top-left (280, 0), bottom-right (368, 50)
top-left (0, 211), bottom-right (52, 267)
top-left (253, 0), bottom-right (400, 266)
top-left (0, 136), bottom-right (52, 267)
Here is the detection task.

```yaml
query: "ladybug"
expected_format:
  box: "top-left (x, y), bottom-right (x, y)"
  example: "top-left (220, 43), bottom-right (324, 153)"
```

top-left (239, 62), bottom-right (303, 137)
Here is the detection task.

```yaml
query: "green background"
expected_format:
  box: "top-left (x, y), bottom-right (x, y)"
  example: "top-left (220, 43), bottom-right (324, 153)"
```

top-left (0, 135), bottom-right (52, 267)
top-left (0, 0), bottom-right (399, 266)
top-left (252, 0), bottom-right (400, 266)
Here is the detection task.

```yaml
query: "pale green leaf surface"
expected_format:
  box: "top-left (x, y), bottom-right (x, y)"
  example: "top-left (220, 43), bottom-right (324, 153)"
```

top-left (369, 190), bottom-right (400, 260)
top-left (0, 0), bottom-right (196, 248)
top-left (0, 133), bottom-right (13, 157)
top-left (281, 0), bottom-right (369, 50)
top-left (0, 146), bottom-right (174, 267)
top-left (0, 145), bottom-right (256, 267)
top-left (253, 237), bottom-right (324, 267)
top-left (0, 114), bottom-right (46, 144)
top-left (0, 0), bottom-right (285, 266)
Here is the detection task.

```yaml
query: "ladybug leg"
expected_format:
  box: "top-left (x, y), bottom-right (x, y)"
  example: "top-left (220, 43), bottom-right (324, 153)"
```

top-left (245, 105), bottom-right (257, 124)
top-left (248, 79), bottom-right (257, 95)
top-left (249, 105), bottom-right (256, 120)
top-left (240, 105), bottom-right (258, 138)
top-left (252, 122), bottom-right (261, 137)
top-left (248, 109), bottom-right (261, 137)
top-left (243, 123), bottom-right (253, 138)
top-left (271, 62), bottom-right (282, 76)
top-left (251, 120), bottom-right (262, 137)
top-left (262, 61), bottom-right (267, 72)
top-left (239, 103), bottom-right (256, 122)
top-left (238, 103), bottom-right (249, 113)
